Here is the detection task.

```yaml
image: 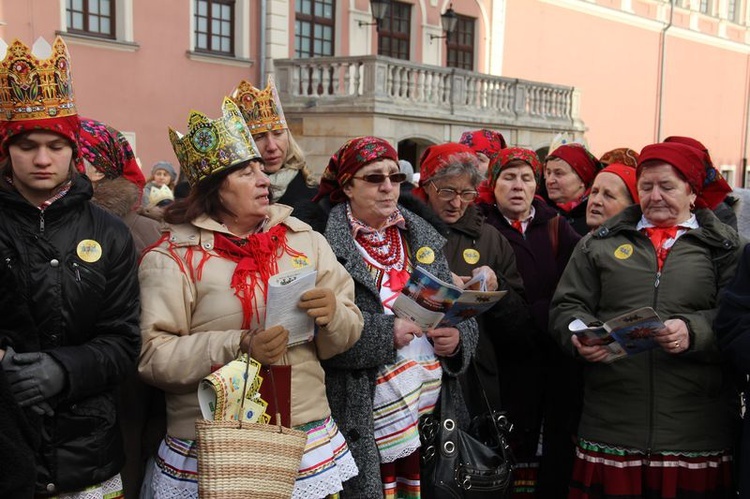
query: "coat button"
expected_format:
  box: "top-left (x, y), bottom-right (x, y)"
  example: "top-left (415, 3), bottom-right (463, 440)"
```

top-left (50, 259), bottom-right (59, 267)
top-left (347, 429), bottom-right (360, 442)
top-left (46, 483), bottom-right (56, 493)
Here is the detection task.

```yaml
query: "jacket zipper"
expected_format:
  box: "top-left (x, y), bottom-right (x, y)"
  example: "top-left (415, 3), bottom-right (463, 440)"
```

top-left (39, 209), bottom-right (45, 234)
top-left (72, 262), bottom-right (81, 282)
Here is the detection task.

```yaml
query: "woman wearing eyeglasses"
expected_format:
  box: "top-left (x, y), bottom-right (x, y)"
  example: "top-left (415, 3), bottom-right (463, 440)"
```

top-left (478, 147), bottom-right (581, 497)
top-left (312, 136), bottom-right (478, 498)
top-left (412, 143), bottom-right (530, 421)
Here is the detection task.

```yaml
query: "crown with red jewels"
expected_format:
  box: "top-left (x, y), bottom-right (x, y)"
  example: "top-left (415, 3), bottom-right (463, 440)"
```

top-left (0, 36), bottom-right (76, 122)
top-left (169, 98), bottom-right (262, 187)
top-left (230, 74), bottom-right (287, 134)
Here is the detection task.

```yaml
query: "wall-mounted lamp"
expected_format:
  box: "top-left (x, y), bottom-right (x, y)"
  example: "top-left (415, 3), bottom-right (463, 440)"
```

top-left (358, 0), bottom-right (390, 31)
top-left (429, 4), bottom-right (458, 43)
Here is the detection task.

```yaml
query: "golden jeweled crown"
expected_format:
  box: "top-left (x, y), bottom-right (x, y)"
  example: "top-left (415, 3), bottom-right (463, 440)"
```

top-left (169, 98), bottom-right (262, 187)
top-left (0, 36), bottom-right (76, 121)
top-left (230, 74), bottom-right (287, 134)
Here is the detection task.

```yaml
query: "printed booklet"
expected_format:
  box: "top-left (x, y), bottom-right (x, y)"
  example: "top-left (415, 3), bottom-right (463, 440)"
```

top-left (265, 268), bottom-right (318, 346)
top-left (568, 306), bottom-right (665, 362)
top-left (392, 266), bottom-right (506, 330)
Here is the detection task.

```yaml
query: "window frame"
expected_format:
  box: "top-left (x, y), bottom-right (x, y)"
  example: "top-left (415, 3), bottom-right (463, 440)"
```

top-left (66, 0), bottom-right (117, 40)
top-left (295, 0), bottom-right (336, 58)
top-left (377, 1), bottom-right (411, 60)
top-left (194, 0), bottom-right (236, 56)
top-left (446, 14), bottom-right (475, 71)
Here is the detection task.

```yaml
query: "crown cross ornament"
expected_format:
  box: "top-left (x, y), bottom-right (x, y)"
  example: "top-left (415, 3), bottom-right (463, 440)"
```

top-left (169, 98), bottom-right (262, 187)
top-left (0, 36), bottom-right (76, 121)
top-left (230, 74), bottom-right (287, 134)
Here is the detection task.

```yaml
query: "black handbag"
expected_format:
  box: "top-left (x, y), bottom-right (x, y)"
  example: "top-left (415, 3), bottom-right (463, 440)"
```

top-left (419, 368), bottom-right (515, 498)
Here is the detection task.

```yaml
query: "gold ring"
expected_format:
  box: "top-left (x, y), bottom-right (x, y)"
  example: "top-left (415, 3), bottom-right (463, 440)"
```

top-left (673, 340), bottom-right (679, 348)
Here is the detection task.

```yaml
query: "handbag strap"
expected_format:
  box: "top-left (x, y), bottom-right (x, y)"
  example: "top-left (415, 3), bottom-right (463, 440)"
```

top-left (471, 359), bottom-right (501, 416)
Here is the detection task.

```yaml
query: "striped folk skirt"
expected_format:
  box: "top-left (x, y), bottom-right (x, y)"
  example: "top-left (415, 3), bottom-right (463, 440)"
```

top-left (569, 438), bottom-right (734, 499)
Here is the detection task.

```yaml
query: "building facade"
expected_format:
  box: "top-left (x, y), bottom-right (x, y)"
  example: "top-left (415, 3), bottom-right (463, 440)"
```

top-left (0, 0), bottom-right (748, 184)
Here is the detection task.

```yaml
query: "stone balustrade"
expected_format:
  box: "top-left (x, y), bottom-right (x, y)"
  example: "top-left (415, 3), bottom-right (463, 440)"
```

top-left (273, 55), bottom-right (584, 131)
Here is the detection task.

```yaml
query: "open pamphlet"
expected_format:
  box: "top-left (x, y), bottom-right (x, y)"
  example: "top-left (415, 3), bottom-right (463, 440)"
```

top-left (392, 266), bottom-right (506, 330)
top-left (265, 268), bottom-right (318, 346)
top-left (568, 306), bottom-right (665, 363)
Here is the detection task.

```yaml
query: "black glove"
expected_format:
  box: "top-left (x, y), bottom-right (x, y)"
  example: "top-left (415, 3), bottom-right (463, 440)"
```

top-left (7, 352), bottom-right (66, 409)
top-left (1, 346), bottom-right (18, 371)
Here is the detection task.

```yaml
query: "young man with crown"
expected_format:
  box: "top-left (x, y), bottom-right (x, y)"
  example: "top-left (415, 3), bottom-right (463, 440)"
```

top-left (137, 98), bottom-right (363, 498)
top-left (230, 75), bottom-right (319, 208)
top-left (0, 37), bottom-right (140, 497)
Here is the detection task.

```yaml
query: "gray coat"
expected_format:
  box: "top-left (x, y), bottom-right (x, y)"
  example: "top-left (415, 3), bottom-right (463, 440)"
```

top-left (322, 203), bottom-right (478, 499)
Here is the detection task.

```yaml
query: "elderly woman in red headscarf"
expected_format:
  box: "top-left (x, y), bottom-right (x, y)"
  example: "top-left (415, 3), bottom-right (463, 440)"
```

top-left (544, 143), bottom-right (602, 235)
top-left (313, 136), bottom-right (478, 499)
top-left (459, 129), bottom-right (507, 176)
top-left (550, 142), bottom-right (742, 498)
top-left (478, 147), bottom-right (582, 497)
top-left (585, 163), bottom-right (639, 231)
top-left (411, 142), bottom-right (530, 421)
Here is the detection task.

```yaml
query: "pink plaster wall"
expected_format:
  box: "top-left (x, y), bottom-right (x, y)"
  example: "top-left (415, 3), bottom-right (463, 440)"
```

top-left (503, 0), bottom-right (750, 177)
top-left (0, 0), bottom-right (260, 175)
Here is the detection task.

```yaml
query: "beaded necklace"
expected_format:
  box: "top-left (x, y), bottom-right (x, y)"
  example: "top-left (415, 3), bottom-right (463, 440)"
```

top-left (355, 226), bottom-right (403, 268)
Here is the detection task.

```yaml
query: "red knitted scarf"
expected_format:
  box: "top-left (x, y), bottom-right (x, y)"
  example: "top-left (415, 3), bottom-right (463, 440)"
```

top-left (213, 225), bottom-right (303, 328)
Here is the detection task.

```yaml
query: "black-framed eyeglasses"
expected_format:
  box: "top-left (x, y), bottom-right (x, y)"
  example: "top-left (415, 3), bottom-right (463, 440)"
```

top-left (431, 182), bottom-right (479, 202)
top-left (352, 172), bottom-right (407, 184)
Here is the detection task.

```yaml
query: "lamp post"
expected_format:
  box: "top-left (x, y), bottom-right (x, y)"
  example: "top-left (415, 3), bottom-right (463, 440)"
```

top-left (429, 4), bottom-right (459, 44)
top-left (358, 0), bottom-right (390, 31)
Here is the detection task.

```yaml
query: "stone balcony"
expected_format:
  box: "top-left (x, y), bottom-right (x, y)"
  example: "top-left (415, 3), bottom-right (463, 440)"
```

top-left (273, 55), bottom-right (586, 172)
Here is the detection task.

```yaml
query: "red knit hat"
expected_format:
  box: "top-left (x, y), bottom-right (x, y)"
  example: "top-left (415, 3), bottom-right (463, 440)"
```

top-left (598, 163), bottom-right (638, 203)
top-left (547, 144), bottom-right (602, 188)
top-left (662, 136), bottom-right (731, 210)
top-left (638, 142), bottom-right (716, 209)
top-left (412, 142), bottom-right (476, 200)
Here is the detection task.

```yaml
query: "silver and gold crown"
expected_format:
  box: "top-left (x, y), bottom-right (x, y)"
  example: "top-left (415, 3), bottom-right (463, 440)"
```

top-left (230, 74), bottom-right (287, 134)
top-left (0, 36), bottom-right (76, 121)
top-left (169, 98), bottom-right (262, 187)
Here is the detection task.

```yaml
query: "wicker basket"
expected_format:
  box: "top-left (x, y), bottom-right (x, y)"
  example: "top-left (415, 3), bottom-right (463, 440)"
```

top-left (195, 418), bottom-right (307, 498)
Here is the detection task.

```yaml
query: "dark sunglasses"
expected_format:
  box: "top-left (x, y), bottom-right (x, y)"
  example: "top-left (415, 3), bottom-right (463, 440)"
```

top-left (352, 172), bottom-right (408, 184)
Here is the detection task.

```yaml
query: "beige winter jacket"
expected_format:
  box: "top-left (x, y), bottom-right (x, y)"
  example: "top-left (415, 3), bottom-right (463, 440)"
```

top-left (138, 204), bottom-right (363, 439)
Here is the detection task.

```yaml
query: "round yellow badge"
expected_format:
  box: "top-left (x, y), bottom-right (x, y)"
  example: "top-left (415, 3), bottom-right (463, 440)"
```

top-left (76, 239), bottom-right (103, 263)
top-left (463, 248), bottom-right (480, 265)
top-left (416, 246), bottom-right (436, 265)
top-left (291, 255), bottom-right (311, 268)
top-left (614, 244), bottom-right (634, 260)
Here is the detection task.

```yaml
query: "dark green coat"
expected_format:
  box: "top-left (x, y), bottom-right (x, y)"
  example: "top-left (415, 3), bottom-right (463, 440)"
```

top-left (550, 205), bottom-right (742, 452)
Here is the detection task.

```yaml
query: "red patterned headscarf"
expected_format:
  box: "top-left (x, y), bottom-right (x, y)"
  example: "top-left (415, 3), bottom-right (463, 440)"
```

top-left (546, 143), bottom-right (602, 188)
top-left (412, 142), bottom-right (476, 201)
top-left (477, 147), bottom-right (542, 204)
top-left (314, 136), bottom-right (399, 204)
top-left (459, 129), bottom-right (506, 162)
top-left (79, 118), bottom-right (145, 189)
top-left (662, 136), bottom-right (731, 210)
top-left (637, 142), bottom-right (722, 209)
top-left (600, 148), bottom-right (639, 168)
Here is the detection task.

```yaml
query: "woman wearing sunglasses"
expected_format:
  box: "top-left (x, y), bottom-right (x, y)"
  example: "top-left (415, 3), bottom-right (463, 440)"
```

top-left (312, 136), bottom-right (478, 498)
